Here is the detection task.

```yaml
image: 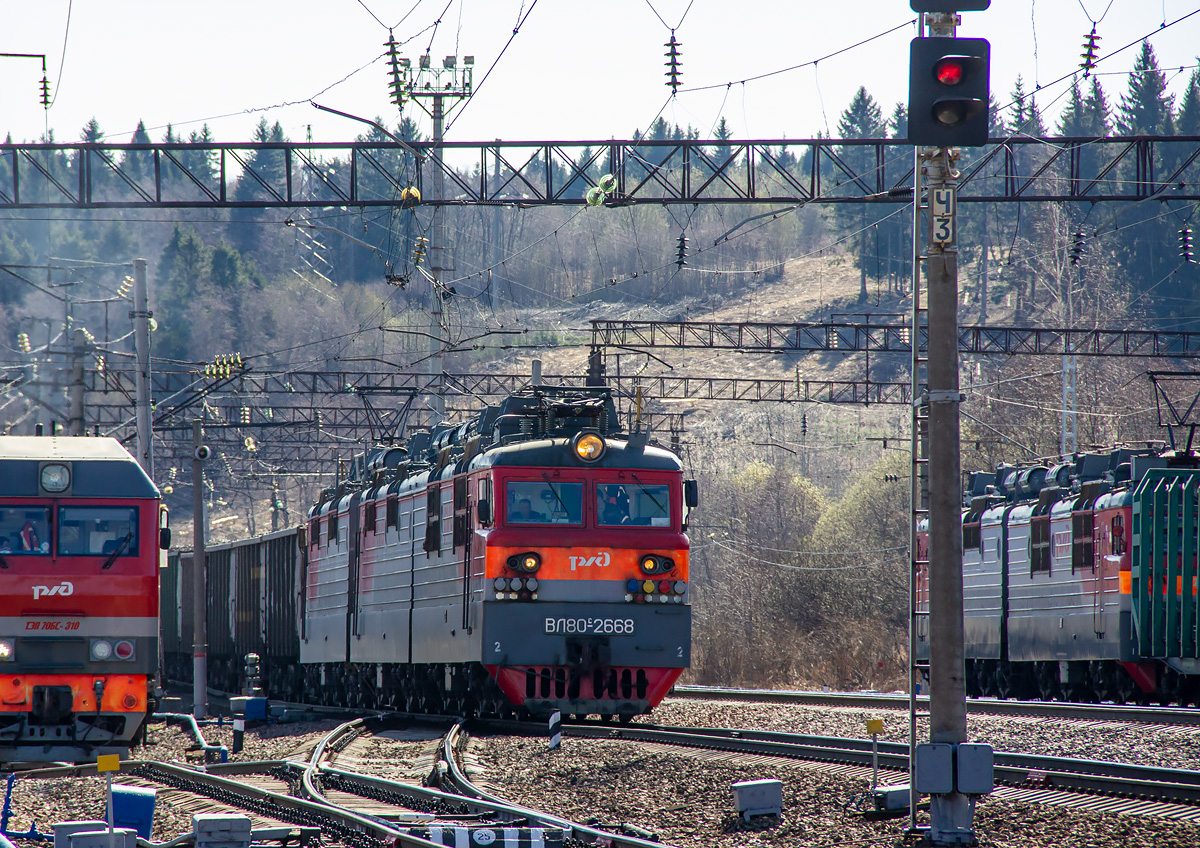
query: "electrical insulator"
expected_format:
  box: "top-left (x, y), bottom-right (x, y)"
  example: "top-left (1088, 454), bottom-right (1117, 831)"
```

top-left (39, 75), bottom-right (51, 109)
top-left (664, 32), bottom-right (683, 93)
top-left (118, 276), bottom-right (134, 299)
top-left (1181, 226), bottom-right (1194, 263)
top-left (1069, 230), bottom-right (1086, 266)
top-left (241, 407), bottom-right (251, 425)
top-left (801, 413), bottom-right (808, 439)
top-left (386, 32), bottom-right (408, 109)
top-left (95, 355), bottom-right (105, 372)
top-left (675, 233), bottom-right (688, 269)
top-left (1080, 26), bottom-right (1101, 77)
top-left (412, 236), bottom-right (429, 264)
top-left (17, 332), bottom-right (31, 353)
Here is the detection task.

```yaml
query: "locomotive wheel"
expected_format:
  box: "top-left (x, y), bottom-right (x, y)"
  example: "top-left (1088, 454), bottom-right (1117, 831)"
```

top-left (1035, 662), bottom-right (1061, 701)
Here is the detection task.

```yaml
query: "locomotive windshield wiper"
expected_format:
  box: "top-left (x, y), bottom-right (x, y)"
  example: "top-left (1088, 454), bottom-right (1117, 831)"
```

top-left (631, 473), bottom-right (667, 516)
top-left (542, 473), bottom-right (570, 518)
top-left (100, 533), bottom-right (132, 570)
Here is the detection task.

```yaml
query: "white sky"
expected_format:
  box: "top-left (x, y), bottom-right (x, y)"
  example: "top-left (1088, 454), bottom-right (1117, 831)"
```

top-left (2, 1), bottom-right (1200, 146)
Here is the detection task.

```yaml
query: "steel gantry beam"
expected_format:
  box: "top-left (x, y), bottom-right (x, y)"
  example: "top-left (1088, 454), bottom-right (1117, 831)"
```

top-left (5, 135), bottom-right (1200, 208)
top-left (590, 320), bottom-right (1200, 358)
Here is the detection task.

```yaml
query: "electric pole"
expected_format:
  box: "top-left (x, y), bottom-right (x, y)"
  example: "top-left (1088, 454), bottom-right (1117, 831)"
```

top-left (386, 37), bottom-right (473, 421)
top-left (133, 258), bottom-right (154, 478)
top-left (192, 421), bottom-right (209, 719)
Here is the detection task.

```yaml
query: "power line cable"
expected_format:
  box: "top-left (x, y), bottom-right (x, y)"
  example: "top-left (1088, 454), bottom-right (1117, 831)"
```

top-left (444, 0), bottom-right (540, 133)
top-left (48, 0), bottom-right (72, 108)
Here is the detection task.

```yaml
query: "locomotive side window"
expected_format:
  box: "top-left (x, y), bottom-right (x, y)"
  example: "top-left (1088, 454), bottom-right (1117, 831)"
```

top-left (598, 483), bottom-right (671, 527)
top-left (1071, 509), bottom-right (1095, 573)
top-left (386, 496), bottom-right (399, 530)
top-left (1112, 514), bottom-right (1126, 555)
top-left (56, 507), bottom-right (138, 557)
top-left (1030, 515), bottom-right (1051, 575)
top-left (0, 506), bottom-right (51, 555)
top-left (505, 481), bottom-right (583, 525)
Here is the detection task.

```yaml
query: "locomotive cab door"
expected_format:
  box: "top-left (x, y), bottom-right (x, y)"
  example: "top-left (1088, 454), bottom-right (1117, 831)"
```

top-left (453, 475), bottom-right (473, 632)
top-left (346, 492), bottom-right (362, 659)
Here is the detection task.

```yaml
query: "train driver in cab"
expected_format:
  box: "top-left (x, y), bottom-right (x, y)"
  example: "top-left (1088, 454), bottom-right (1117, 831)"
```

top-left (510, 497), bottom-right (546, 523)
top-left (600, 485), bottom-right (630, 525)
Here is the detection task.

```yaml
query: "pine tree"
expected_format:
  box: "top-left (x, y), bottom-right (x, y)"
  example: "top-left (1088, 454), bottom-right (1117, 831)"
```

top-left (229, 120), bottom-right (288, 255)
top-left (1058, 81), bottom-right (1088, 136)
top-left (888, 103), bottom-right (907, 140)
top-left (1084, 77), bottom-right (1112, 135)
top-left (713, 117), bottom-right (733, 163)
top-left (1117, 41), bottom-right (1174, 135)
top-left (123, 120), bottom-right (153, 181)
top-left (834, 87), bottom-right (886, 302)
top-left (1176, 67), bottom-right (1200, 137)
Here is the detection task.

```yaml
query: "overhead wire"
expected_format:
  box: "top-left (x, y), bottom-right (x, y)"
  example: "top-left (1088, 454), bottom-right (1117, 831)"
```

top-left (47, 0), bottom-right (72, 109)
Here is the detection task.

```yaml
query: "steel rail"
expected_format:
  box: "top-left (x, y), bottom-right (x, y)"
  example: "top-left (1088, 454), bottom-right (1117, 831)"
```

top-left (555, 721), bottom-right (1200, 808)
top-left (669, 685), bottom-right (1200, 727)
top-left (444, 721), bottom-right (681, 848)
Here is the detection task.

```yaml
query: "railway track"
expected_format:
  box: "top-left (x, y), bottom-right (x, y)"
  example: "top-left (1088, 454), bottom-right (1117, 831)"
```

top-left (671, 684), bottom-right (1200, 727)
top-left (26, 714), bottom-right (685, 848)
top-left (492, 717), bottom-right (1200, 820)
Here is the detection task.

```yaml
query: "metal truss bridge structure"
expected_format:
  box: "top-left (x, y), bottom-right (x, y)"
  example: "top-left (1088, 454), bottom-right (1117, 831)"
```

top-left (589, 319), bottom-right (1200, 358)
top-left (4, 135), bottom-right (1200, 209)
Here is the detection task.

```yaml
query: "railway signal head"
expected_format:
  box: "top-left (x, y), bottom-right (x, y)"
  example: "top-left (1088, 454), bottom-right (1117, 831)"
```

top-left (908, 37), bottom-right (991, 147)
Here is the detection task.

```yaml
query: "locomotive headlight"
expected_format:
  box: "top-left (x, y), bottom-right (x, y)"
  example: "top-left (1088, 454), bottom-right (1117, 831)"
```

top-left (0, 639), bottom-right (14, 661)
top-left (40, 463), bottom-right (70, 493)
top-left (508, 552), bottom-right (541, 573)
top-left (639, 556), bottom-right (659, 574)
top-left (90, 639), bottom-right (113, 661)
top-left (572, 432), bottom-right (605, 462)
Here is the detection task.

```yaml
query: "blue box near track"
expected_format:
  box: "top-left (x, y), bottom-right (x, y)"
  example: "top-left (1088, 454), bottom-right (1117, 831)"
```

top-left (230, 696), bottom-right (268, 720)
top-left (111, 784), bottom-right (156, 839)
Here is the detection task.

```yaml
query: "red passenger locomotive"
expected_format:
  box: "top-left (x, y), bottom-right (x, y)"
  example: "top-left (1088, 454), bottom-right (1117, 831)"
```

top-left (0, 436), bottom-right (168, 762)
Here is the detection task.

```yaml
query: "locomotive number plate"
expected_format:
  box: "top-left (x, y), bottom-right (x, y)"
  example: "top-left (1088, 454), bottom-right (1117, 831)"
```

top-left (545, 617), bottom-right (635, 636)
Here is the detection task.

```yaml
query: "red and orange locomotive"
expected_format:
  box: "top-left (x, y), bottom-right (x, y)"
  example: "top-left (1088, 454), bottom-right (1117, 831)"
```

top-left (0, 436), bottom-right (168, 762)
top-left (300, 387), bottom-right (696, 718)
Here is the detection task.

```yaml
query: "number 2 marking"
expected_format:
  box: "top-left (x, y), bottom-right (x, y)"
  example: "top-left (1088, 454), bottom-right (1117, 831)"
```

top-left (677, 646), bottom-right (683, 657)
top-left (494, 641), bottom-right (501, 653)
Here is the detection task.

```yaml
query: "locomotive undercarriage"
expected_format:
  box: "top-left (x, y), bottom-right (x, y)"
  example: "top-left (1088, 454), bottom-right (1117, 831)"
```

top-left (961, 658), bottom-right (1200, 706)
top-left (259, 661), bottom-right (647, 719)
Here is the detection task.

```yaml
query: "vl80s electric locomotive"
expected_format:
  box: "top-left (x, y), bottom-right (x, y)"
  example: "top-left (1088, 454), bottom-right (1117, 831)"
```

top-left (303, 387), bottom-right (696, 718)
top-left (164, 387), bottom-right (697, 719)
top-left (916, 446), bottom-right (1200, 705)
top-left (0, 436), bottom-right (169, 762)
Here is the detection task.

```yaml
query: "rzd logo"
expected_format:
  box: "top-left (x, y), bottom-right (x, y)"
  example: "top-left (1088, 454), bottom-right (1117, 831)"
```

top-left (568, 551), bottom-right (611, 571)
top-left (32, 582), bottom-right (74, 600)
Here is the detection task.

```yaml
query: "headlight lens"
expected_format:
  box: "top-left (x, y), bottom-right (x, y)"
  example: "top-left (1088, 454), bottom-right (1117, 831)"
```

top-left (90, 639), bottom-right (113, 661)
top-left (573, 432), bottom-right (605, 462)
top-left (40, 463), bottom-right (70, 493)
top-left (0, 639), bottom-right (14, 661)
top-left (114, 640), bottom-right (135, 660)
top-left (640, 556), bottom-right (659, 574)
top-left (508, 552), bottom-right (541, 573)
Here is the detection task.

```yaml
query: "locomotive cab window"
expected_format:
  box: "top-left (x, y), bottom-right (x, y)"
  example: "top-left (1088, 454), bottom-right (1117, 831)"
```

top-left (505, 481), bottom-right (582, 525)
top-left (598, 482), bottom-right (671, 527)
top-left (56, 507), bottom-right (139, 557)
top-left (0, 506), bottom-right (51, 555)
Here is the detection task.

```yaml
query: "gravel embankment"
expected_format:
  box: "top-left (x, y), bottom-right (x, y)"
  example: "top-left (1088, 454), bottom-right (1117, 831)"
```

top-left (640, 699), bottom-right (1200, 770)
top-left (472, 696), bottom-right (1200, 847)
top-left (477, 734), bottom-right (1200, 848)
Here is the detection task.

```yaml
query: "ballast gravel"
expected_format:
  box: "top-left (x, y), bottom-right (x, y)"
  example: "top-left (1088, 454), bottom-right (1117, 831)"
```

top-left (638, 698), bottom-right (1200, 770)
top-left (471, 696), bottom-right (1200, 847)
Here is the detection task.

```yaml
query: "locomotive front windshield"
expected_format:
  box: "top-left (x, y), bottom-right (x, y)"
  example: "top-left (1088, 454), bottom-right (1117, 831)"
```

top-left (598, 483), bottom-right (671, 527)
top-left (57, 507), bottom-right (139, 556)
top-left (506, 481), bottom-right (583, 524)
top-left (0, 506), bottom-right (51, 554)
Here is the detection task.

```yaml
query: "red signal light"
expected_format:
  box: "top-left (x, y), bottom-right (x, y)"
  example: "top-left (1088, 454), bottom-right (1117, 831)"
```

top-left (935, 58), bottom-right (965, 85)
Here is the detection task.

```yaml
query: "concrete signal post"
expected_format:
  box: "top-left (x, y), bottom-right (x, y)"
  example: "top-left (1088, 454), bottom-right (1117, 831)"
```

top-left (908, 3), bottom-right (994, 844)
